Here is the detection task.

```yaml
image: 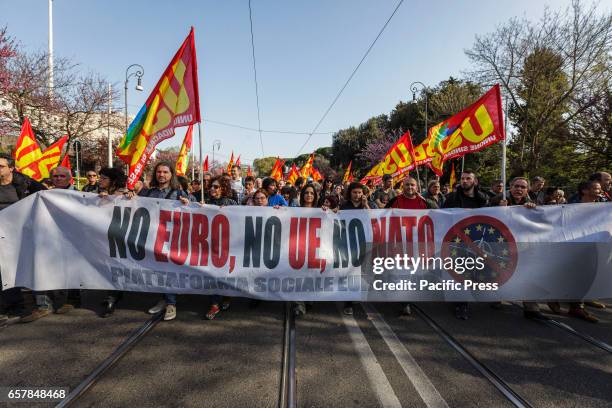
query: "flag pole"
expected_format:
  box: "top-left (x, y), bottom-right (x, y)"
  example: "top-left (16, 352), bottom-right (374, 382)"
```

top-left (501, 96), bottom-right (508, 200)
top-left (191, 135), bottom-right (195, 181)
top-left (198, 122), bottom-right (204, 204)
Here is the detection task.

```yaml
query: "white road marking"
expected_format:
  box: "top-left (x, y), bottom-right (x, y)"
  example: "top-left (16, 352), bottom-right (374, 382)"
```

top-left (362, 303), bottom-right (449, 408)
top-left (338, 303), bottom-right (402, 408)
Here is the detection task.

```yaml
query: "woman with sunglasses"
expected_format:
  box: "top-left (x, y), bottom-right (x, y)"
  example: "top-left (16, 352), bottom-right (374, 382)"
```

top-left (205, 175), bottom-right (238, 320)
top-left (82, 171), bottom-right (100, 193)
top-left (317, 178), bottom-right (334, 206)
top-left (292, 184), bottom-right (319, 317)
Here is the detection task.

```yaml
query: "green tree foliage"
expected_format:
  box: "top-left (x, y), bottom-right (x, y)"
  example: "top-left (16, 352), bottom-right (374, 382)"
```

top-left (331, 114), bottom-right (388, 170)
top-left (466, 1), bottom-right (611, 185)
top-left (253, 156), bottom-right (279, 177)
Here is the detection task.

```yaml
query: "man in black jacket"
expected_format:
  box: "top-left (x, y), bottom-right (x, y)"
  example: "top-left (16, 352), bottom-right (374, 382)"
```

top-left (442, 169), bottom-right (489, 320)
top-left (0, 153), bottom-right (46, 209)
top-left (0, 153), bottom-right (46, 323)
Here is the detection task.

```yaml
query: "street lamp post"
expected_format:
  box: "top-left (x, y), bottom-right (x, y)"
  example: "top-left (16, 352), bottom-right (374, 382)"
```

top-left (73, 140), bottom-right (82, 190)
top-left (124, 64), bottom-right (144, 133)
top-left (107, 83), bottom-right (112, 167)
top-left (212, 140), bottom-right (221, 173)
top-left (410, 81), bottom-right (428, 191)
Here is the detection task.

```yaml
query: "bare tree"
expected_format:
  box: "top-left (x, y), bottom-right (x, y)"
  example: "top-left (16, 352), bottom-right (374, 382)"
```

top-left (465, 0), bottom-right (611, 175)
top-left (0, 47), bottom-right (122, 158)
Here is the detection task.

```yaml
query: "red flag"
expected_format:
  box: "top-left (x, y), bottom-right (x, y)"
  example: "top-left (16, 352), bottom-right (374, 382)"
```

top-left (360, 131), bottom-right (415, 185)
top-left (37, 135), bottom-right (69, 179)
top-left (175, 125), bottom-right (193, 176)
top-left (300, 154), bottom-right (314, 178)
top-left (13, 117), bottom-right (43, 179)
top-left (116, 27), bottom-right (201, 189)
top-left (226, 151), bottom-right (235, 173)
top-left (342, 161), bottom-right (353, 184)
top-left (269, 158), bottom-right (284, 181)
top-left (427, 85), bottom-right (505, 176)
top-left (235, 155), bottom-right (241, 167)
top-left (60, 153), bottom-right (71, 170)
top-left (247, 165), bottom-right (253, 177)
top-left (286, 163), bottom-right (299, 184)
top-left (202, 155), bottom-right (209, 172)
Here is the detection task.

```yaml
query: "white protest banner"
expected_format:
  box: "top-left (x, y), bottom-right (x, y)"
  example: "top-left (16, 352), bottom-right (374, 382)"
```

top-left (0, 190), bottom-right (610, 301)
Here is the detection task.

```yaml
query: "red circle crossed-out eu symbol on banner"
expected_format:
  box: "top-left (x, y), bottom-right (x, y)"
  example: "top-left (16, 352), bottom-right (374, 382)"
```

top-left (441, 215), bottom-right (518, 286)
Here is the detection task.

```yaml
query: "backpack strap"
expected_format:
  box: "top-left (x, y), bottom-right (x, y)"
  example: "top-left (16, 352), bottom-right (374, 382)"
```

top-left (165, 189), bottom-right (177, 200)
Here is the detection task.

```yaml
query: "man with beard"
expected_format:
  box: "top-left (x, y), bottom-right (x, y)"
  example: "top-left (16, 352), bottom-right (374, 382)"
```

top-left (588, 172), bottom-right (611, 202)
top-left (373, 174), bottom-right (397, 208)
top-left (140, 162), bottom-right (190, 321)
top-left (443, 170), bottom-right (489, 320)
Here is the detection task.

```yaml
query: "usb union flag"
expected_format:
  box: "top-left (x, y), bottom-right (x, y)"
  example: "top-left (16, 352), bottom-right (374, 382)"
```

top-left (117, 27), bottom-right (201, 188)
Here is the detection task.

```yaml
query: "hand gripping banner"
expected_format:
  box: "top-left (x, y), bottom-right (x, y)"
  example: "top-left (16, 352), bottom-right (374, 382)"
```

top-left (0, 190), bottom-right (610, 302)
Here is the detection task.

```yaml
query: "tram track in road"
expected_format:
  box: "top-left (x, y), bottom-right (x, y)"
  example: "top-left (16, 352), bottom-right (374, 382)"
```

top-left (55, 312), bottom-right (163, 408)
top-left (410, 303), bottom-right (534, 408)
top-left (279, 302), bottom-right (297, 408)
top-left (509, 302), bottom-right (612, 354)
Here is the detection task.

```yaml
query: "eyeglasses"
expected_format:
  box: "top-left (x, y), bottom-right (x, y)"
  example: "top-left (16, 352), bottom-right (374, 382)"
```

top-left (211, 185), bottom-right (221, 189)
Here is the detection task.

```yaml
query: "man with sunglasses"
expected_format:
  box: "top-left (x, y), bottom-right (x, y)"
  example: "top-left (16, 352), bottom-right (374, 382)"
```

top-left (82, 170), bottom-right (99, 193)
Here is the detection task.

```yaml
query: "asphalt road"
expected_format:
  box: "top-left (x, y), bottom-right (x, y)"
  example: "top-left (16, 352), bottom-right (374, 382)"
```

top-left (0, 294), bottom-right (610, 407)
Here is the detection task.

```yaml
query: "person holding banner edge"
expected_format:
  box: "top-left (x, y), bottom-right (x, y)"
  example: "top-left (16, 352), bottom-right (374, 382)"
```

top-left (0, 153), bottom-right (46, 323)
top-left (491, 177), bottom-right (545, 320)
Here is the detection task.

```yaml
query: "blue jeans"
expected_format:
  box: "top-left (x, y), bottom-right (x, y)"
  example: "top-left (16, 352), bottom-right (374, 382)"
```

top-left (164, 293), bottom-right (177, 305)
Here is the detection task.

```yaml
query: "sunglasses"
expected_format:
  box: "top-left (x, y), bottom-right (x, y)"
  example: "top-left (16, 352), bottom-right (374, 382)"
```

top-left (211, 184), bottom-right (221, 189)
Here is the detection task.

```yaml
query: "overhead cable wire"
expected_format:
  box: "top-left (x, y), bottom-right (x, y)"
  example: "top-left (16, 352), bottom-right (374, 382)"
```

top-left (296, 0), bottom-right (405, 156)
top-left (248, 0), bottom-right (265, 156)
top-left (204, 119), bottom-right (333, 135)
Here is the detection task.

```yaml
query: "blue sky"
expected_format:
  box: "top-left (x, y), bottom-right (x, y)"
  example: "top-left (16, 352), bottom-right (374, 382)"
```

top-left (1, 0), bottom-right (597, 165)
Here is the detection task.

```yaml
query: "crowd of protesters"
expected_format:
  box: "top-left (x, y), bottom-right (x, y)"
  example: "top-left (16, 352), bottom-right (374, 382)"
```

top-left (0, 151), bottom-right (610, 325)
